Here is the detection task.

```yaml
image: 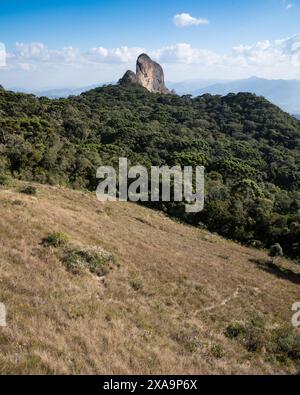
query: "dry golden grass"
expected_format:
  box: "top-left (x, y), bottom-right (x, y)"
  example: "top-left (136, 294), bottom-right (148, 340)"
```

top-left (0, 181), bottom-right (299, 375)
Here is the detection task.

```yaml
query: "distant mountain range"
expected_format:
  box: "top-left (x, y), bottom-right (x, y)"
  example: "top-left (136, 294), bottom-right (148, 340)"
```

top-left (10, 83), bottom-right (108, 99)
top-left (32, 84), bottom-right (104, 98)
top-left (7, 76), bottom-right (300, 116)
top-left (174, 77), bottom-right (300, 116)
top-left (167, 79), bottom-right (228, 94)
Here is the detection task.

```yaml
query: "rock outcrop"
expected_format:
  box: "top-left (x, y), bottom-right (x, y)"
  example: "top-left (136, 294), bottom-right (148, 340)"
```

top-left (120, 70), bottom-right (137, 85)
top-left (136, 54), bottom-right (171, 94)
top-left (120, 53), bottom-right (174, 94)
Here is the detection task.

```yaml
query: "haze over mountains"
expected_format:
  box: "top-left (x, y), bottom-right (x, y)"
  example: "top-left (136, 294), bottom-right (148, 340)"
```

top-left (12, 84), bottom-right (104, 99)
top-left (187, 77), bottom-right (300, 116)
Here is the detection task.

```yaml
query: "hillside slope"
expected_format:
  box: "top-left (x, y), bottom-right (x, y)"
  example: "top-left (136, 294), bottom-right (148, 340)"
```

top-left (0, 181), bottom-right (299, 374)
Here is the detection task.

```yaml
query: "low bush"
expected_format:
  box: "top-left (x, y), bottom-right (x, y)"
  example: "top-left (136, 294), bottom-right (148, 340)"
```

top-left (62, 246), bottom-right (116, 277)
top-left (224, 323), bottom-right (245, 339)
top-left (225, 317), bottom-right (300, 363)
top-left (271, 327), bottom-right (300, 362)
top-left (0, 174), bottom-right (11, 186)
top-left (211, 344), bottom-right (224, 359)
top-left (20, 185), bottom-right (37, 196)
top-left (42, 232), bottom-right (70, 248)
top-left (242, 325), bottom-right (265, 352)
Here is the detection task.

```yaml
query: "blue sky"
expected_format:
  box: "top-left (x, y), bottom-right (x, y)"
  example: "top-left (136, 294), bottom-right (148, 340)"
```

top-left (0, 0), bottom-right (300, 89)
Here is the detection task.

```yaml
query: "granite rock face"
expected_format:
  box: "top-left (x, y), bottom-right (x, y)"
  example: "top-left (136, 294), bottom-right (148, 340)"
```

top-left (136, 54), bottom-right (171, 94)
top-left (120, 53), bottom-right (174, 94)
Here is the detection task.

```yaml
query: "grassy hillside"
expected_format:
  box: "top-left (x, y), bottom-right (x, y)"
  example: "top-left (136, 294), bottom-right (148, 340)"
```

top-left (0, 84), bottom-right (300, 260)
top-left (0, 180), bottom-right (299, 374)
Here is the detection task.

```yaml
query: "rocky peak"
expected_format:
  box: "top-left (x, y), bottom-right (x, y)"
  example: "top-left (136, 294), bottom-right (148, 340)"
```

top-left (120, 54), bottom-right (174, 94)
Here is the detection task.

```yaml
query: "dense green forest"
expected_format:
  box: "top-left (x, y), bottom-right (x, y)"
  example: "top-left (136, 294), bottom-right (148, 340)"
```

top-left (0, 83), bottom-right (300, 260)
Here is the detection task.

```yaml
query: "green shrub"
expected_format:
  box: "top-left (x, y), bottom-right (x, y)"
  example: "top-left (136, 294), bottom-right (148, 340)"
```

top-left (226, 318), bottom-right (300, 362)
top-left (20, 185), bottom-right (37, 196)
top-left (271, 328), bottom-right (300, 362)
top-left (225, 319), bottom-right (264, 352)
top-left (62, 246), bottom-right (116, 277)
top-left (211, 344), bottom-right (224, 359)
top-left (269, 244), bottom-right (283, 262)
top-left (250, 313), bottom-right (266, 329)
top-left (224, 323), bottom-right (245, 339)
top-left (0, 174), bottom-right (10, 186)
top-left (242, 325), bottom-right (265, 352)
top-left (42, 232), bottom-right (70, 248)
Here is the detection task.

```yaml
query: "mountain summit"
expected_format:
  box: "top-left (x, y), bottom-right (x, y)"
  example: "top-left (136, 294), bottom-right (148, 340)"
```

top-left (120, 53), bottom-right (174, 94)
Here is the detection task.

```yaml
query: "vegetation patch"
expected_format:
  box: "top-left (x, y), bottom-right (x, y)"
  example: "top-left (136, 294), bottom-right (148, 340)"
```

top-left (211, 344), bottom-right (225, 359)
top-left (225, 316), bottom-right (300, 363)
top-left (20, 185), bottom-right (37, 196)
top-left (42, 232), bottom-right (70, 248)
top-left (0, 174), bottom-right (11, 186)
top-left (41, 231), bottom-right (116, 277)
top-left (12, 199), bottom-right (25, 206)
top-left (224, 322), bottom-right (246, 339)
top-left (172, 328), bottom-right (202, 353)
top-left (130, 279), bottom-right (143, 292)
top-left (271, 327), bottom-right (300, 363)
top-left (62, 246), bottom-right (116, 277)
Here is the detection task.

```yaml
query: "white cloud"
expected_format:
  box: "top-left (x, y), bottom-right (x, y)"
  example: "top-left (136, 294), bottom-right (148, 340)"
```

top-left (87, 46), bottom-right (144, 63)
top-left (286, 3), bottom-right (294, 9)
top-left (231, 34), bottom-right (300, 68)
top-left (231, 40), bottom-right (284, 66)
top-left (7, 35), bottom-right (300, 72)
top-left (0, 42), bottom-right (6, 67)
top-left (151, 43), bottom-right (222, 65)
top-left (150, 34), bottom-right (300, 70)
top-left (150, 34), bottom-right (300, 79)
top-left (11, 42), bottom-right (81, 65)
top-left (173, 13), bottom-right (209, 28)
top-left (2, 34), bottom-right (300, 87)
top-left (6, 42), bottom-right (144, 69)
